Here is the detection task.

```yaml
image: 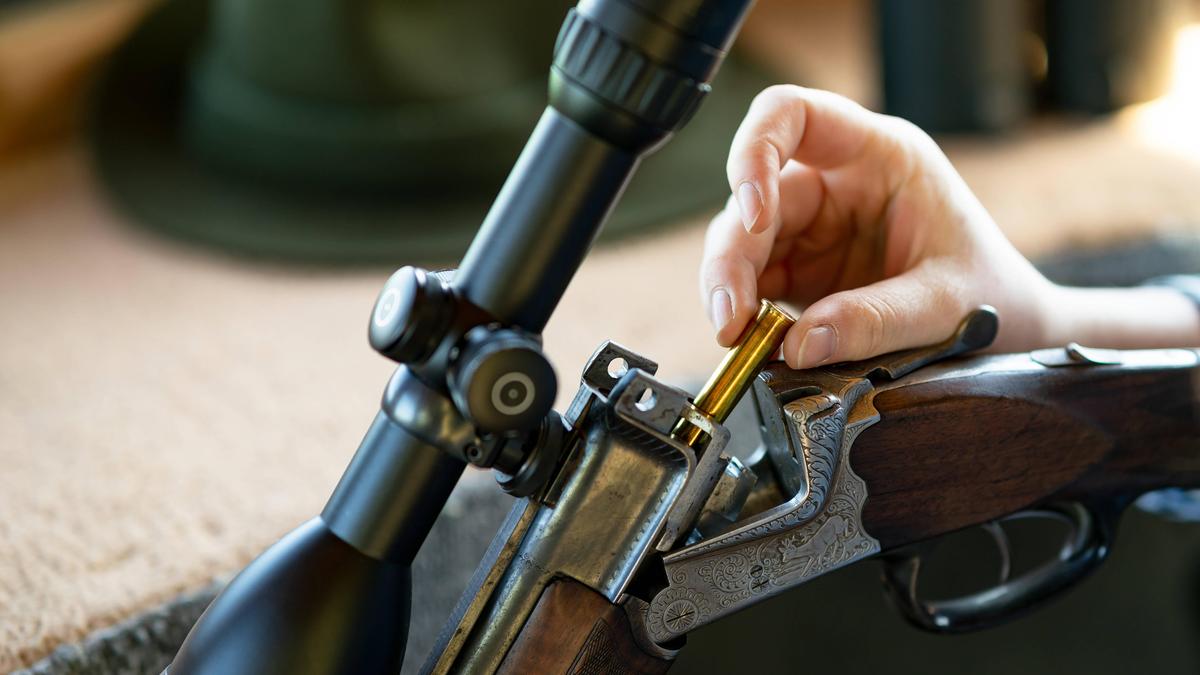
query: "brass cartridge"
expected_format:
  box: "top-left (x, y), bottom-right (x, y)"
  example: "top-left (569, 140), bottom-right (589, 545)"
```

top-left (674, 299), bottom-right (795, 449)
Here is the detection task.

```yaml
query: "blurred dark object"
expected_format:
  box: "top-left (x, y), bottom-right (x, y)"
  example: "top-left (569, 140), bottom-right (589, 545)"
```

top-left (1045, 0), bottom-right (1183, 114)
top-left (877, 0), bottom-right (1187, 133)
top-left (184, 0), bottom-right (563, 198)
top-left (90, 0), bottom-right (772, 265)
top-left (1036, 230), bottom-right (1200, 286)
top-left (877, 0), bottom-right (1032, 133)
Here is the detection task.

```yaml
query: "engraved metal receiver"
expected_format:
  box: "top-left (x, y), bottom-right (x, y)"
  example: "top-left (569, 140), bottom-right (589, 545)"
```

top-left (636, 306), bottom-right (1002, 644)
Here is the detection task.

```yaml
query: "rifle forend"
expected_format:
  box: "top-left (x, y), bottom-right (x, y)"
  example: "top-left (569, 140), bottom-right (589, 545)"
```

top-left (425, 308), bottom-right (1200, 672)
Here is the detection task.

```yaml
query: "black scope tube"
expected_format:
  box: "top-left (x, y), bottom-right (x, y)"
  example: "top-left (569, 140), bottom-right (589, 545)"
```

top-left (457, 110), bottom-right (637, 332)
top-left (458, 0), bottom-right (753, 332)
top-left (322, 412), bottom-right (465, 564)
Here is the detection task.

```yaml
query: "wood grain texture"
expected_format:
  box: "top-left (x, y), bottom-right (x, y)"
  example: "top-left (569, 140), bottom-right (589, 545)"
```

top-left (852, 364), bottom-right (1200, 550)
top-left (497, 579), bottom-right (673, 675)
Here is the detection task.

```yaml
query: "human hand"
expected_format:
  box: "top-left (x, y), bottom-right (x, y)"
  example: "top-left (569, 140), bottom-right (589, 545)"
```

top-left (700, 85), bottom-right (1059, 368)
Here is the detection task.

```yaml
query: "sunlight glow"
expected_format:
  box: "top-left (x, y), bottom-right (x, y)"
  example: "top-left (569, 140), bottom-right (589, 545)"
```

top-left (1125, 23), bottom-right (1200, 159)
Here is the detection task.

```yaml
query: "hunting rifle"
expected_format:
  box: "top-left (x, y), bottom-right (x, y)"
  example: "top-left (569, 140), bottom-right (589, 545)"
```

top-left (165, 1), bottom-right (1200, 672)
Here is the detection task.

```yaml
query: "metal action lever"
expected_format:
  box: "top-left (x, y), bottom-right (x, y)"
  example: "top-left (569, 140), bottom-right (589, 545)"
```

top-left (832, 304), bottom-right (1000, 381)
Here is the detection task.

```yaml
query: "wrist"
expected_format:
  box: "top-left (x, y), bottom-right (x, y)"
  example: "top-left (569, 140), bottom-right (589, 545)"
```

top-left (980, 266), bottom-right (1060, 353)
top-left (1040, 283), bottom-right (1200, 349)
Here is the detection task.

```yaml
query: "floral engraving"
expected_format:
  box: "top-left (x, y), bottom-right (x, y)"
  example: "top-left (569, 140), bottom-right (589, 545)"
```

top-left (645, 587), bottom-right (714, 643)
top-left (697, 552), bottom-right (751, 593)
top-left (646, 377), bottom-right (882, 642)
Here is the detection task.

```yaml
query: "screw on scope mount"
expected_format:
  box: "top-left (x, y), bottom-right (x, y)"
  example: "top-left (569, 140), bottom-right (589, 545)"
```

top-left (492, 411), bottom-right (566, 497)
top-left (368, 266), bottom-right (455, 365)
top-left (449, 326), bottom-right (557, 434)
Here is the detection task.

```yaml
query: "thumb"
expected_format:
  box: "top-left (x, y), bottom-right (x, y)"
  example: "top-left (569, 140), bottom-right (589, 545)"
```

top-left (782, 268), bottom-right (968, 369)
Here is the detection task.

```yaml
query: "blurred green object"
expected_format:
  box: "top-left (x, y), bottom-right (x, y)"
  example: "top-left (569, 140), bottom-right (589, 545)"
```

top-left (90, 0), bottom-right (773, 265)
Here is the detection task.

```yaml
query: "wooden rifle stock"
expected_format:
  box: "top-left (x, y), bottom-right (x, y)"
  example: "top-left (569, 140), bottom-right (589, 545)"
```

top-left (851, 350), bottom-right (1200, 550)
top-left (497, 580), bottom-right (672, 675)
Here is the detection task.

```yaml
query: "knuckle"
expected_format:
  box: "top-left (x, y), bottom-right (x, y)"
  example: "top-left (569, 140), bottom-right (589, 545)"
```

top-left (699, 253), bottom-right (724, 286)
top-left (703, 206), bottom-right (737, 245)
top-left (706, 250), bottom-right (757, 288)
top-left (882, 113), bottom-right (922, 137)
top-left (698, 268), bottom-right (714, 298)
top-left (699, 263), bottom-right (726, 299)
top-left (810, 87), bottom-right (862, 114)
top-left (703, 251), bottom-right (741, 280)
top-left (724, 153), bottom-right (744, 181)
top-left (931, 280), bottom-right (969, 317)
top-left (728, 137), bottom-right (777, 179)
top-left (852, 295), bottom-right (894, 357)
top-left (884, 114), bottom-right (943, 157)
top-left (919, 262), bottom-right (973, 310)
top-left (878, 114), bottom-right (925, 141)
top-left (751, 84), bottom-right (800, 111)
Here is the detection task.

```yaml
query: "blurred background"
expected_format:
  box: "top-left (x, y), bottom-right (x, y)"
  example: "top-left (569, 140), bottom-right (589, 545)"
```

top-left (2, 0), bottom-right (1200, 673)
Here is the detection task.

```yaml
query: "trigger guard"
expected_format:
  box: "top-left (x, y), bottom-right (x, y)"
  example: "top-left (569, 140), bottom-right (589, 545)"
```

top-left (880, 502), bottom-right (1114, 634)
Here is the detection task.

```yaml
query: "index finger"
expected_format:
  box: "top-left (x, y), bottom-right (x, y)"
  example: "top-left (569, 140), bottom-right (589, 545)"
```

top-left (726, 86), bottom-right (880, 235)
top-left (701, 164), bottom-right (826, 346)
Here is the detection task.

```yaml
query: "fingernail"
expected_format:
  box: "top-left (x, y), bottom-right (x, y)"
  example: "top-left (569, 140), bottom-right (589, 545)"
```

top-left (710, 288), bottom-right (733, 332)
top-left (796, 325), bottom-right (836, 368)
top-left (736, 182), bottom-right (763, 233)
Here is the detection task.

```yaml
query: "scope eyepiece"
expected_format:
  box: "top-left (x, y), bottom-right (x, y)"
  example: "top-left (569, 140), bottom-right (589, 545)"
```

top-left (549, 0), bottom-right (752, 152)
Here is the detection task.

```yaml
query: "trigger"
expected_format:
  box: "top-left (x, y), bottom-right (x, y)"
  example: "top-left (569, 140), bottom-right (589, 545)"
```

top-left (980, 521), bottom-right (1012, 584)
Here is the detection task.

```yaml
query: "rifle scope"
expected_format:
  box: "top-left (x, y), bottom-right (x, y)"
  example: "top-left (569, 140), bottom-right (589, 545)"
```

top-left (167, 1), bottom-right (753, 673)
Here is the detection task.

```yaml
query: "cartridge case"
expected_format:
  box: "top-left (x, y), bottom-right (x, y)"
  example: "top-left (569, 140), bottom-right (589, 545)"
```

top-left (674, 299), bottom-right (795, 448)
